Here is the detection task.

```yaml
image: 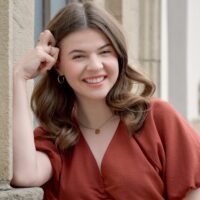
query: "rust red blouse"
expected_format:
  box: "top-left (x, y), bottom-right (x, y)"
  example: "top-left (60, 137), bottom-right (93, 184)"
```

top-left (34, 99), bottom-right (200, 200)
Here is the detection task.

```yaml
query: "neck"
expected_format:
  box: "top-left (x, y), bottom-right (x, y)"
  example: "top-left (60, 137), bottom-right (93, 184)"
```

top-left (75, 98), bottom-right (113, 128)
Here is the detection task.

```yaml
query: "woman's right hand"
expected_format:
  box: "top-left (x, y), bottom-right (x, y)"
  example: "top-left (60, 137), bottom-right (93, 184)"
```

top-left (14, 30), bottom-right (59, 81)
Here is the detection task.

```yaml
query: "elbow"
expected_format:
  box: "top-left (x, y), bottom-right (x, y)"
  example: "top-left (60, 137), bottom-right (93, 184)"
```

top-left (11, 171), bottom-right (38, 187)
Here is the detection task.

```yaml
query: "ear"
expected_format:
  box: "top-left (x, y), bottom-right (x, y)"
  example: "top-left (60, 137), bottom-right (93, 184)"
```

top-left (54, 58), bottom-right (63, 75)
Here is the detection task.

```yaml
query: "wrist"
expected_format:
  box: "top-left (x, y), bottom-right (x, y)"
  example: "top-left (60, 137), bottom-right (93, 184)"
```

top-left (13, 68), bottom-right (27, 83)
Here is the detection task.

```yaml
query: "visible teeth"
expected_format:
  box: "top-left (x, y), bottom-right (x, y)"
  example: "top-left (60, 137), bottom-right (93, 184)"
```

top-left (85, 77), bottom-right (104, 84)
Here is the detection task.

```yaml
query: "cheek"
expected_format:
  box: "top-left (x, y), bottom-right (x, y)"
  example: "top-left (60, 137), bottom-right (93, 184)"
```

top-left (64, 69), bottom-right (78, 83)
top-left (59, 61), bottom-right (76, 77)
top-left (62, 66), bottom-right (83, 90)
top-left (114, 62), bottom-right (120, 85)
top-left (110, 59), bottom-right (119, 78)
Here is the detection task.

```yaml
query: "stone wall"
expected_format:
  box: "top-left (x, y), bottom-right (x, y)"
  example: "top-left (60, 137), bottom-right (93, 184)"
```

top-left (0, 0), bottom-right (43, 199)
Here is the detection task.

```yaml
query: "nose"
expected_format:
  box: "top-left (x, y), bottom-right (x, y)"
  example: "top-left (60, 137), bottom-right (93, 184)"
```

top-left (86, 54), bottom-right (103, 71)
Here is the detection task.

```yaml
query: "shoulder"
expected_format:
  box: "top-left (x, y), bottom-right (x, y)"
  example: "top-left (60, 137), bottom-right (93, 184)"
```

top-left (149, 98), bottom-right (176, 115)
top-left (34, 126), bottom-right (47, 137)
top-left (34, 126), bottom-right (52, 142)
top-left (144, 98), bottom-right (200, 142)
top-left (147, 98), bottom-right (183, 126)
top-left (34, 126), bottom-right (58, 152)
top-left (141, 98), bottom-right (200, 143)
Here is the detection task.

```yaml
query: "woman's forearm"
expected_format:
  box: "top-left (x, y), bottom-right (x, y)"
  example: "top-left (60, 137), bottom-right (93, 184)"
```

top-left (12, 72), bottom-right (38, 184)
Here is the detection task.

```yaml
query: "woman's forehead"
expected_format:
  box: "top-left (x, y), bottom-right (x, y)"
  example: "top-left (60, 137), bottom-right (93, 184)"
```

top-left (59, 28), bottom-right (111, 52)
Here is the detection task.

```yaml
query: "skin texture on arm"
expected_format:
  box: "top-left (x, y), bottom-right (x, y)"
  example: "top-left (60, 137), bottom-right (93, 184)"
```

top-left (12, 30), bottom-right (59, 187)
top-left (183, 188), bottom-right (200, 200)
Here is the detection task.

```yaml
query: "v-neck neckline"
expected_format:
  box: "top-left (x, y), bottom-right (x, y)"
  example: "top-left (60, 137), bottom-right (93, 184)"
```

top-left (79, 120), bottom-right (122, 176)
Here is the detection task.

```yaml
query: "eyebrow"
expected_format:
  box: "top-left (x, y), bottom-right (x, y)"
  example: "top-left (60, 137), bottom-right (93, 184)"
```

top-left (68, 43), bottom-right (111, 55)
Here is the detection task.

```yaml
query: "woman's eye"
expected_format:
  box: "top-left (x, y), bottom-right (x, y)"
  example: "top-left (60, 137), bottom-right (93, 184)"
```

top-left (100, 50), bottom-right (111, 54)
top-left (72, 55), bottom-right (85, 60)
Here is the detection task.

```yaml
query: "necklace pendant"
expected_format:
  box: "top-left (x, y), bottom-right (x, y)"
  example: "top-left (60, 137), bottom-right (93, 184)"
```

top-left (95, 129), bottom-right (100, 134)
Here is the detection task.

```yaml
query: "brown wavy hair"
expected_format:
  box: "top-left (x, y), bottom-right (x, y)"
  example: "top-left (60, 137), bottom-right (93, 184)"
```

top-left (31, 2), bottom-right (155, 151)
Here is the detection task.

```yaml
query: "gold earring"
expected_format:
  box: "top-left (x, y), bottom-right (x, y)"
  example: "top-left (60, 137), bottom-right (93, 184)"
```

top-left (57, 75), bottom-right (65, 84)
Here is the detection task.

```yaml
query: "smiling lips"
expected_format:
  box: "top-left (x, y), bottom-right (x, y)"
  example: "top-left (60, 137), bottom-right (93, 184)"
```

top-left (83, 75), bottom-right (106, 84)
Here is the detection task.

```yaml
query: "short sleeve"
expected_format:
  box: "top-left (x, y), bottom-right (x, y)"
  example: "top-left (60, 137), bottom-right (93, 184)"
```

top-left (151, 100), bottom-right (200, 199)
top-left (34, 127), bottom-right (62, 196)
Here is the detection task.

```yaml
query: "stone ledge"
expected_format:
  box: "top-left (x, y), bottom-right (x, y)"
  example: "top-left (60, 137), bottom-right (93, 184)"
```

top-left (0, 187), bottom-right (43, 200)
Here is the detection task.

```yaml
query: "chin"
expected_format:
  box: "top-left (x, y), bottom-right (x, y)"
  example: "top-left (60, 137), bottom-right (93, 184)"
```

top-left (75, 89), bottom-right (110, 101)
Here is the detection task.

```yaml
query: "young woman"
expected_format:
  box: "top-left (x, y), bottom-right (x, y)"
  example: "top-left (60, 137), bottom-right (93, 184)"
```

top-left (12, 2), bottom-right (200, 200)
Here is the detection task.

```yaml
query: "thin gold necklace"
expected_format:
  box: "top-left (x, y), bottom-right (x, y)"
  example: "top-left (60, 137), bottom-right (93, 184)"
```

top-left (78, 115), bottom-right (116, 134)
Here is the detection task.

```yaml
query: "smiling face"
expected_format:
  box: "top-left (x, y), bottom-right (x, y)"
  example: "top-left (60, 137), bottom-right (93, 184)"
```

top-left (57, 28), bottom-right (119, 102)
